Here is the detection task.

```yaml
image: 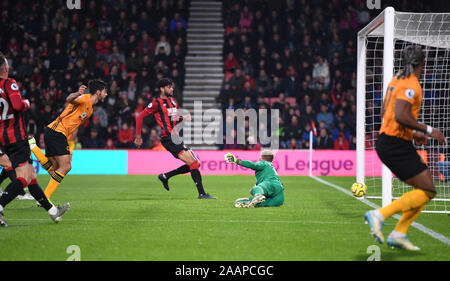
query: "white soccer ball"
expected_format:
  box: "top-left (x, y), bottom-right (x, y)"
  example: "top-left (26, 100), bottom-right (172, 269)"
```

top-left (351, 182), bottom-right (367, 197)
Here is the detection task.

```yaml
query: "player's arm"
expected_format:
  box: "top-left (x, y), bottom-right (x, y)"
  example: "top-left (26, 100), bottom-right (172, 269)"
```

top-left (224, 153), bottom-right (263, 170)
top-left (7, 79), bottom-right (29, 112)
top-left (395, 99), bottom-right (445, 144)
top-left (134, 102), bottom-right (157, 147)
top-left (66, 85), bottom-right (87, 104)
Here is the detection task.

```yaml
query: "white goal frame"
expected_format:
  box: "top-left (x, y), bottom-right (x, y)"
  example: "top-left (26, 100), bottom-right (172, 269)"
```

top-left (357, 7), bottom-right (450, 213)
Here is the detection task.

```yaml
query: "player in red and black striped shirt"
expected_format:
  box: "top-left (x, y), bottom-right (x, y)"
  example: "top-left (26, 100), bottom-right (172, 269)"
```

top-left (0, 52), bottom-right (69, 227)
top-left (135, 78), bottom-right (216, 199)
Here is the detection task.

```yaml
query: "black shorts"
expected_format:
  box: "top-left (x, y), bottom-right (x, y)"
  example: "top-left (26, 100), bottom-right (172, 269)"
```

top-left (44, 127), bottom-right (70, 157)
top-left (376, 133), bottom-right (428, 181)
top-left (161, 137), bottom-right (189, 159)
top-left (0, 140), bottom-right (32, 168)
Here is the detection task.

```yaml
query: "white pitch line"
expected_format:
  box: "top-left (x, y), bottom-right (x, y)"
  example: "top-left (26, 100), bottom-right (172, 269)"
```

top-left (310, 175), bottom-right (450, 246)
top-left (8, 217), bottom-right (367, 226)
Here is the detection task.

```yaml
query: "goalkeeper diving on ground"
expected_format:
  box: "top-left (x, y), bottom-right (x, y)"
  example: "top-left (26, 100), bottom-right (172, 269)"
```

top-left (224, 150), bottom-right (285, 208)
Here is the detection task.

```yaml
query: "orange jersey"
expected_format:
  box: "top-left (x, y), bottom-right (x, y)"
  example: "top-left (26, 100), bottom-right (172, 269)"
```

top-left (379, 74), bottom-right (423, 141)
top-left (48, 94), bottom-right (93, 138)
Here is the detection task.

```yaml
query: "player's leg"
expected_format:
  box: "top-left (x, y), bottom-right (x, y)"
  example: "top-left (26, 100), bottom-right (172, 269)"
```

top-left (255, 191), bottom-right (285, 208)
top-left (367, 169), bottom-right (434, 249)
top-left (0, 154), bottom-right (17, 186)
top-left (248, 181), bottom-right (284, 208)
top-left (0, 141), bottom-right (35, 214)
top-left (158, 163), bottom-right (190, 191)
top-left (254, 181), bottom-right (285, 208)
top-left (0, 164), bottom-right (29, 227)
top-left (44, 154), bottom-right (71, 199)
top-left (178, 149), bottom-right (216, 199)
top-left (41, 128), bottom-right (72, 199)
top-left (25, 164), bottom-right (70, 222)
top-left (29, 137), bottom-right (54, 174)
top-left (367, 136), bottom-right (432, 246)
top-left (157, 139), bottom-right (192, 191)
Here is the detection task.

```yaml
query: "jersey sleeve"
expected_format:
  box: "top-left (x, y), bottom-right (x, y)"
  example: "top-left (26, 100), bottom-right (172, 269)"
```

top-left (146, 100), bottom-right (158, 114)
top-left (395, 84), bottom-right (421, 105)
top-left (135, 101), bottom-right (157, 136)
top-left (239, 160), bottom-right (265, 171)
top-left (6, 79), bottom-right (29, 112)
top-left (74, 94), bottom-right (90, 104)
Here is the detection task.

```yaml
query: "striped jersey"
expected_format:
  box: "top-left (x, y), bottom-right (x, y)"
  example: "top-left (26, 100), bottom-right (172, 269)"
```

top-left (136, 97), bottom-right (183, 138)
top-left (0, 78), bottom-right (28, 146)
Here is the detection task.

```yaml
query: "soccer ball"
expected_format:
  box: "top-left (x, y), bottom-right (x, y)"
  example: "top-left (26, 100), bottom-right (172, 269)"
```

top-left (351, 183), bottom-right (367, 197)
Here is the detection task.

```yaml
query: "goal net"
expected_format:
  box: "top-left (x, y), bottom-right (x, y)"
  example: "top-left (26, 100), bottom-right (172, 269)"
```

top-left (357, 7), bottom-right (450, 213)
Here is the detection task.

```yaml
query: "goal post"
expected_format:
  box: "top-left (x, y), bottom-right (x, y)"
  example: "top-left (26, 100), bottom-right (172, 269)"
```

top-left (357, 7), bottom-right (450, 213)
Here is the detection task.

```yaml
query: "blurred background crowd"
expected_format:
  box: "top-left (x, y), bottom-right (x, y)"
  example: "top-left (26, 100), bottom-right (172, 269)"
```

top-left (0, 0), bottom-right (434, 150)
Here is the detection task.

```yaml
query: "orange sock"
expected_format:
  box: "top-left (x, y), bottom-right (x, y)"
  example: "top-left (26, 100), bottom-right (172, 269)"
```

top-left (379, 189), bottom-right (430, 220)
top-left (44, 171), bottom-right (65, 199)
top-left (394, 204), bottom-right (425, 234)
top-left (31, 146), bottom-right (53, 173)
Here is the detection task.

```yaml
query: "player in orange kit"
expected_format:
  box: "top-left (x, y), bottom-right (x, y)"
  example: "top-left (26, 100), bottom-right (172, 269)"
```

top-left (364, 45), bottom-right (445, 250)
top-left (29, 80), bottom-right (108, 200)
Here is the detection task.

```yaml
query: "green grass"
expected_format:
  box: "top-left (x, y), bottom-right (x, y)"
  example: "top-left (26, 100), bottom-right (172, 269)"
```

top-left (0, 175), bottom-right (448, 261)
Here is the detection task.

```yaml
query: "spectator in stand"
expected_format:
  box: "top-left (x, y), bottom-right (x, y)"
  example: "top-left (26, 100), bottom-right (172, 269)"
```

top-left (225, 52), bottom-right (239, 72)
top-left (302, 123), bottom-right (316, 149)
top-left (316, 104), bottom-right (334, 131)
top-left (312, 56), bottom-right (330, 89)
top-left (240, 95), bottom-right (255, 110)
top-left (239, 6), bottom-right (253, 30)
top-left (147, 129), bottom-right (161, 149)
top-left (316, 128), bottom-right (334, 149)
top-left (96, 33), bottom-right (111, 61)
top-left (283, 115), bottom-right (303, 148)
top-left (170, 12), bottom-right (186, 32)
top-left (229, 67), bottom-right (246, 91)
top-left (332, 121), bottom-right (351, 142)
top-left (105, 138), bottom-right (116, 149)
top-left (255, 69), bottom-right (272, 96)
top-left (330, 82), bottom-right (346, 110)
top-left (284, 65), bottom-right (301, 97)
top-left (118, 122), bottom-right (134, 148)
top-left (334, 132), bottom-right (350, 150)
top-left (155, 34), bottom-right (171, 56)
top-left (83, 129), bottom-right (106, 148)
top-left (289, 137), bottom-right (302, 149)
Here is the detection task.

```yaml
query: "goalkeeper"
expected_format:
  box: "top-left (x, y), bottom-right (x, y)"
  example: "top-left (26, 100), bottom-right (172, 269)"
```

top-left (225, 150), bottom-right (284, 208)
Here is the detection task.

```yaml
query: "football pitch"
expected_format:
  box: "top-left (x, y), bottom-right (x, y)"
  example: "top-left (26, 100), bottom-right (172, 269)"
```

top-left (0, 174), bottom-right (448, 261)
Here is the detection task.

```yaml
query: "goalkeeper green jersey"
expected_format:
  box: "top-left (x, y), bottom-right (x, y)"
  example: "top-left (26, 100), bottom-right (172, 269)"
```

top-left (240, 160), bottom-right (281, 185)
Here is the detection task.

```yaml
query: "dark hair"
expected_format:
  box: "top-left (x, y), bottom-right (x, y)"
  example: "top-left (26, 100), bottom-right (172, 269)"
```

top-left (157, 77), bottom-right (174, 90)
top-left (399, 45), bottom-right (425, 79)
top-left (88, 79), bottom-right (107, 94)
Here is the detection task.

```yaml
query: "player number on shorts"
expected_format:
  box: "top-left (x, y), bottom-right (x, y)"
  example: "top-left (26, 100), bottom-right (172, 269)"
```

top-left (0, 98), bottom-right (14, 121)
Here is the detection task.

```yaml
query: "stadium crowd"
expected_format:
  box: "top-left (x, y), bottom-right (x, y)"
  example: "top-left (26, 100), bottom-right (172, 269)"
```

top-left (0, 0), bottom-right (434, 150)
top-left (0, 0), bottom-right (188, 149)
top-left (220, 0), bottom-right (433, 150)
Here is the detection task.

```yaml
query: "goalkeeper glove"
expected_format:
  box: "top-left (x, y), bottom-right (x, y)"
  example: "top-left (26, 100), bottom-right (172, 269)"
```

top-left (224, 152), bottom-right (237, 163)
